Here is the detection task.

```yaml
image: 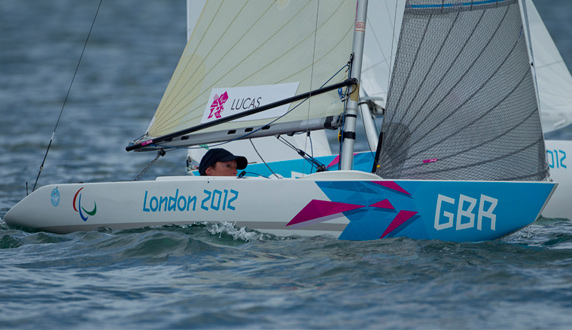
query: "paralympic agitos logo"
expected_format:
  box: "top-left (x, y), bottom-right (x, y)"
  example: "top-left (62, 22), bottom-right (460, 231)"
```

top-left (73, 187), bottom-right (97, 221)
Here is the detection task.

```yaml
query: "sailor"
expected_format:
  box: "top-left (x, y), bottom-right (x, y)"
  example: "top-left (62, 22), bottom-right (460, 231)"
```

top-left (198, 148), bottom-right (247, 176)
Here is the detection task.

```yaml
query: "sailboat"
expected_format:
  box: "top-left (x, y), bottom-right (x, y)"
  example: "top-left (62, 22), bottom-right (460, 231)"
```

top-left (5, 0), bottom-right (557, 242)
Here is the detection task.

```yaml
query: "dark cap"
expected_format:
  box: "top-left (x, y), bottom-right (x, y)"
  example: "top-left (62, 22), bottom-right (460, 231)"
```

top-left (198, 148), bottom-right (247, 175)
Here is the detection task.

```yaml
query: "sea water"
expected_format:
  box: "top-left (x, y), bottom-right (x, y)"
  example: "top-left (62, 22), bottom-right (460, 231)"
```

top-left (1, 0), bottom-right (572, 329)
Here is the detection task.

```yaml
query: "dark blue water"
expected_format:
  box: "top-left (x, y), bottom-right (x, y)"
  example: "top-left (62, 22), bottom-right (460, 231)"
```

top-left (2, 1), bottom-right (572, 329)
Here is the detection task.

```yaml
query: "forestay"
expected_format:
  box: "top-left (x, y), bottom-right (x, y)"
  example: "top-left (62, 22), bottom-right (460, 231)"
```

top-left (376, 0), bottom-right (549, 181)
top-left (134, 0), bottom-right (356, 150)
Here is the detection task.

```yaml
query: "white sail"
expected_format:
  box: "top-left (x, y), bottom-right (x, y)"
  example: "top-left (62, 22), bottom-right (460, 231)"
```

top-left (360, 0), bottom-right (404, 105)
top-left (137, 0), bottom-right (356, 149)
top-left (524, 0), bottom-right (572, 133)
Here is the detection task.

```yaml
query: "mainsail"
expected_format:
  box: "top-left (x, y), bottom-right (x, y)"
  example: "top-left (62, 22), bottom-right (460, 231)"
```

top-left (131, 0), bottom-right (356, 150)
top-left (376, 0), bottom-right (549, 181)
top-left (360, 0), bottom-right (404, 105)
top-left (525, 0), bottom-right (572, 133)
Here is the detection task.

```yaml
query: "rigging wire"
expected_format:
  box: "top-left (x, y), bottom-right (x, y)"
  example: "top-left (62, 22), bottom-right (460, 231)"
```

top-left (133, 149), bottom-right (166, 181)
top-left (31, 0), bottom-right (104, 193)
top-left (304, 0), bottom-right (321, 174)
top-left (248, 139), bottom-right (279, 178)
top-left (277, 135), bottom-right (327, 172)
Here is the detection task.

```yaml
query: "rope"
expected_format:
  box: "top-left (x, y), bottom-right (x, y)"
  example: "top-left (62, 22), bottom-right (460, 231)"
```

top-left (31, 0), bottom-right (104, 192)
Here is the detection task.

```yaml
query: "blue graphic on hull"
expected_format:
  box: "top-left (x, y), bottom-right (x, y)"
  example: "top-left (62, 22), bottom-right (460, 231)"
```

top-left (314, 180), bottom-right (554, 242)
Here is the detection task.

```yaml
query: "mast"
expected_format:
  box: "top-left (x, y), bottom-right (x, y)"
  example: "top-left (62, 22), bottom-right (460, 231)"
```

top-left (340, 0), bottom-right (368, 170)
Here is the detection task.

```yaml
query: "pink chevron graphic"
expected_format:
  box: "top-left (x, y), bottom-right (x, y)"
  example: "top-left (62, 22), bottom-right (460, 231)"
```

top-left (380, 210), bottom-right (418, 238)
top-left (287, 200), bottom-right (364, 227)
top-left (326, 155), bottom-right (341, 169)
top-left (373, 181), bottom-right (410, 195)
top-left (369, 199), bottom-right (394, 210)
top-left (325, 153), bottom-right (360, 169)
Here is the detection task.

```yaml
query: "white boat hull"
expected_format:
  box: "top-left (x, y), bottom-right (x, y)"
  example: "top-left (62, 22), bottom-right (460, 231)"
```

top-left (5, 171), bottom-right (556, 242)
top-left (543, 140), bottom-right (572, 219)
